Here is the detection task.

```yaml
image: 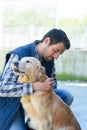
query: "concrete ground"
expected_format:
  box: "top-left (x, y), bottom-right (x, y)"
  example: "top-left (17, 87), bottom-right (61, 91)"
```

top-left (58, 81), bottom-right (87, 130)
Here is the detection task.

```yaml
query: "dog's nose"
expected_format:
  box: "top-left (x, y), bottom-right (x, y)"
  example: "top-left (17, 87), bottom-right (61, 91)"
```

top-left (13, 62), bottom-right (19, 67)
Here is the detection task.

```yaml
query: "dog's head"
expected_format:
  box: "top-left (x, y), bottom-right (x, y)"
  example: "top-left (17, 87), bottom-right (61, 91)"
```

top-left (12, 57), bottom-right (47, 83)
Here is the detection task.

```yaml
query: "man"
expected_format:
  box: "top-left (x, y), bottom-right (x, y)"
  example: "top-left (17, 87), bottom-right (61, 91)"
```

top-left (0, 28), bottom-right (73, 130)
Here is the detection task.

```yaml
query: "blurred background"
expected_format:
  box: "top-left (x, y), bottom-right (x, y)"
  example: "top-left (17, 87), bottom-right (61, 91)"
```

top-left (0, 0), bottom-right (87, 81)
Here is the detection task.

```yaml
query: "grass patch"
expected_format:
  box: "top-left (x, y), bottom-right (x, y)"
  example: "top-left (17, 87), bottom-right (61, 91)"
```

top-left (56, 73), bottom-right (87, 82)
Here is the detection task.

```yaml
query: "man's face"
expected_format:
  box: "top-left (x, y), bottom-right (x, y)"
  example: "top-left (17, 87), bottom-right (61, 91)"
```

top-left (42, 42), bottom-right (66, 62)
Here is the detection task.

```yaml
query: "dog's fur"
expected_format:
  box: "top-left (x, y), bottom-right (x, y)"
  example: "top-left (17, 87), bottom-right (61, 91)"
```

top-left (12, 57), bottom-right (81, 130)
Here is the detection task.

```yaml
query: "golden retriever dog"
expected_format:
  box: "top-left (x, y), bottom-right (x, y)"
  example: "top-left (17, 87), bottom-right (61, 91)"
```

top-left (12, 57), bottom-right (81, 130)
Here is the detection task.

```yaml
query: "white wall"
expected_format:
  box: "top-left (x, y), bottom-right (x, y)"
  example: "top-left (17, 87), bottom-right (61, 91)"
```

top-left (55, 49), bottom-right (87, 77)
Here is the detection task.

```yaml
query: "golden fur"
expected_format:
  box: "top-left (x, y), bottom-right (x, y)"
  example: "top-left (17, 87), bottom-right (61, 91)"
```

top-left (12, 57), bottom-right (81, 130)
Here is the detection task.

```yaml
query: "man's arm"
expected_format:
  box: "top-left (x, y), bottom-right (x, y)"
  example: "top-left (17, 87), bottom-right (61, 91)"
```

top-left (0, 54), bottom-right (33, 97)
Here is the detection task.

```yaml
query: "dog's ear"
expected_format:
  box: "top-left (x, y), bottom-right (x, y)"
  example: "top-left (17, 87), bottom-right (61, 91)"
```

top-left (38, 66), bottom-right (47, 82)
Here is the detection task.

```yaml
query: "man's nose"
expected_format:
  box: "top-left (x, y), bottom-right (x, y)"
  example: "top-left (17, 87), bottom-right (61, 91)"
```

top-left (53, 53), bottom-right (60, 59)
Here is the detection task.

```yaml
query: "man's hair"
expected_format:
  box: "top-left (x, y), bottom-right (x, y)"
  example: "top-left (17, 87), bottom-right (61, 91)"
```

top-left (41, 28), bottom-right (70, 49)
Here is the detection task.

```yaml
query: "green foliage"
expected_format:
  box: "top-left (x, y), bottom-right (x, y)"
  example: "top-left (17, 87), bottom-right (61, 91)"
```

top-left (0, 49), bottom-right (10, 73)
top-left (58, 18), bottom-right (85, 35)
top-left (4, 8), bottom-right (55, 27)
top-left (4, 7), bottom-right (87, 35)
top-left (56, 73), bottom-right (87, 81)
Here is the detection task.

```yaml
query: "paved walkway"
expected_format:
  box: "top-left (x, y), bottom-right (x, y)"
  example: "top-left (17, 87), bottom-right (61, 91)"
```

top-left (58, 81), bottom-right (87, 130)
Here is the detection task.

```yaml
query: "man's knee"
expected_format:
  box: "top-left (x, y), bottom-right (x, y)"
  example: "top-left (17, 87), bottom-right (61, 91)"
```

top-left (66, 94), bottom-right (74, 106)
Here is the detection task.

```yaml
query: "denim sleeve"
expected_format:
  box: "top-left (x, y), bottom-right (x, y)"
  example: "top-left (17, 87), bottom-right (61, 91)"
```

top-left (0, 54), bottom-right (33, 97)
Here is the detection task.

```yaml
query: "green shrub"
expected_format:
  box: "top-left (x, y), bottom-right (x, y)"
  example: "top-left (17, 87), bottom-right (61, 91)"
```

top-left (56, 73), bottom-right (87, 81)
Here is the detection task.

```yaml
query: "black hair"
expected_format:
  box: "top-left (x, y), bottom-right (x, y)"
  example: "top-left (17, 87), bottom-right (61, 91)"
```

top-left (40, 28), bottom-right (70, 49)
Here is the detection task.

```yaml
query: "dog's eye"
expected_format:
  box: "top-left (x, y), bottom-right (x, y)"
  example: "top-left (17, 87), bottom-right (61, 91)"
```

top-left (26, 60), bottom-right (31, 63)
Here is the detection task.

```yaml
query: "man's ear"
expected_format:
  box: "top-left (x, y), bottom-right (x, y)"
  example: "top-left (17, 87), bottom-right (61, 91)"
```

top-left (44, 37), bottom-right (50, 45)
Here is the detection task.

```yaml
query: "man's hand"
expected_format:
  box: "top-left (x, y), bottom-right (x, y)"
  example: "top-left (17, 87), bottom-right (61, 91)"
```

top-left (32, 78), bottom-right (54, 91)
